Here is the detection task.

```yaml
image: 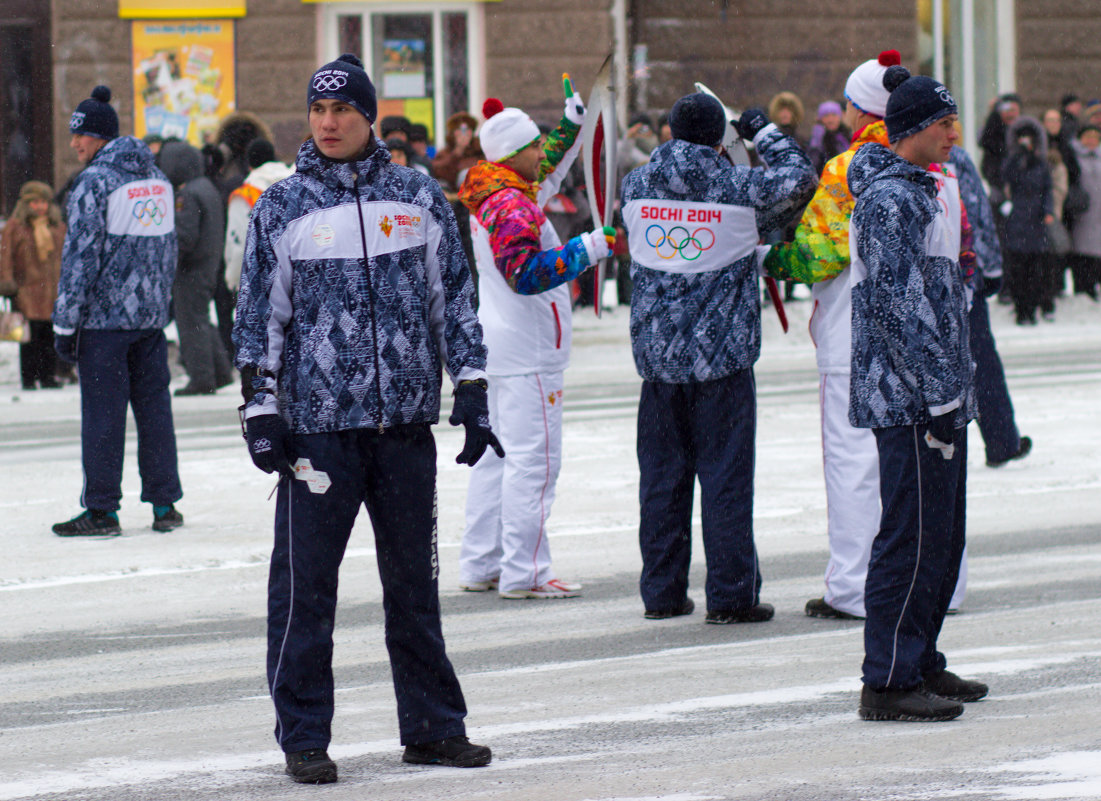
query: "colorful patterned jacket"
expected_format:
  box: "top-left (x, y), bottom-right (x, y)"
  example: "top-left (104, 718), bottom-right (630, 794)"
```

top-left (233, 138), bottom-right (486, 434)
top-left (621, 125), bottom-right (816, 384)
top-left (54, 136), bottom-right (177, 333)
top-left (459, 115), bottom-right (589, 375)
top-left (848, 143), bottom-right (976, 429)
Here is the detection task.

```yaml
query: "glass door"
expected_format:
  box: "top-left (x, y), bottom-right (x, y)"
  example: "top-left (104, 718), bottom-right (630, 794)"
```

top-left (323, 2), bottom-right (483, 148)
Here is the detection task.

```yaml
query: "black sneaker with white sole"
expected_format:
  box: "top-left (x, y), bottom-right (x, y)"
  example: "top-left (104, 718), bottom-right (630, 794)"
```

top-left (859, 686), bottom-right (964, 721)
top-left (52, 510), bottom-right (122, 537)
top-left (284, 749), bottom-right (337, 783)
top-left (402, 735), bottom-right (491, 767)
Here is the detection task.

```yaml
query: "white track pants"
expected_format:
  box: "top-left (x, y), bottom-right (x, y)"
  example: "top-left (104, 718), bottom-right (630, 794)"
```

top-left (819, 373), bottom-right (967, 615)
top-left (459, 371), bottom-right (564, 593)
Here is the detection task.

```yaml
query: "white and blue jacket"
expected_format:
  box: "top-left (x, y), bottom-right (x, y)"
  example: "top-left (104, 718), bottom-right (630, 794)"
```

top-left (54, 136), bottom-right (177, 333)
top-left (233, 138), bottom-right (487, 434)
top-left (621, 126), bottom-right (816, 384)
top-left (848, 143), bottom-right (977, 430)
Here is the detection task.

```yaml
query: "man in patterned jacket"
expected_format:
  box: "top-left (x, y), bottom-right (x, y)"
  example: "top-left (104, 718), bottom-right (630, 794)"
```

top-left (52, 85), bottom-right (184, 537)
top-left (848, 67), bottom-right (988, 723)
top-left (620, 93), bottom-right (816, 623)
top-left (233, 54), bottom-right (498, 783)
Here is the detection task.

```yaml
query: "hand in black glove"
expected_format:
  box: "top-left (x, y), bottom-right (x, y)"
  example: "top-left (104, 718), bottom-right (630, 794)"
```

top-left (732, 107), bottom-right (770, 142)
top-left (244, 413), bottom-right (294, 477)
top-left (924, 411), bottom-right (957, 459)
top-left (54, 333), bottom-right (78, 365)
top-left (449, 380), bottom-right (505, 466)
top-left (980, 275), bottom-right (1003, 298)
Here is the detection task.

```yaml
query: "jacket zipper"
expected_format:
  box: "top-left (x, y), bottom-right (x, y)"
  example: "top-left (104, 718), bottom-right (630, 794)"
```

top-left (352, 173), bottom-right (386, 433)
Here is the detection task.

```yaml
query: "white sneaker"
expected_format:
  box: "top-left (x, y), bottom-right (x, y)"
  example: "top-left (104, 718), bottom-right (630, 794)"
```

top-left (459, 577), bottom-right (499, 592)
top-left (499, 579), bottom-right (582, 599)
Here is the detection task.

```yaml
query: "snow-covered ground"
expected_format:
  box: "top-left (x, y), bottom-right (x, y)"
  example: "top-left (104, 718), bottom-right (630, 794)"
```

top-left (0, 289), bottom-right (1099, 800)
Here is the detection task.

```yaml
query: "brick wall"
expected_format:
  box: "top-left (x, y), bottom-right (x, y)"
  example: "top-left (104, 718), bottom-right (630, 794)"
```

top-left (50, 0), bottom-right (316, 187)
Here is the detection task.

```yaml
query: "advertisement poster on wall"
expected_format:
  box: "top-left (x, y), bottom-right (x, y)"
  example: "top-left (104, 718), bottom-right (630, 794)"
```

top-left (131, 20), bottom-right (235, 146)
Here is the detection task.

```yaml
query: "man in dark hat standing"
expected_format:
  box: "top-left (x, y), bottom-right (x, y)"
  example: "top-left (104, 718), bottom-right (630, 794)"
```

top-left (233, 54), bottom-right (497, 784)
top-left (848, 66), bottom-right (989, 722)
top-left (619, 93), bottom-right (815, 624)
top-left (52, 85), bottom-right (185, 536)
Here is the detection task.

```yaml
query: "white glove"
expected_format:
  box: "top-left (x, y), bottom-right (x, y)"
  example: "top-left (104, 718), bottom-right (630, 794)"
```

top-left (579, 226), bottom-right (615, 264)
top-left (565, 94), bottom-right (586, 126)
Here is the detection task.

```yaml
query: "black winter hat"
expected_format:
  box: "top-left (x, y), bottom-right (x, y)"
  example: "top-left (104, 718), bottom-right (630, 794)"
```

top-left (70, 85), bottom-right (119, 141)
top-left (246, 138), bottom-right (277, 169)
top-left (884, 66), bottom-right (958, 144)
top-left (669, 92), bottom-right (727, 147)
top-left (308, 53), bottom-right (377, 123)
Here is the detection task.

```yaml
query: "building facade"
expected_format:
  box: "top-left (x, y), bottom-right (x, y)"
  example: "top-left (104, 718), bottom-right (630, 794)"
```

top-left (0, 0), bottom-right (1096, 215)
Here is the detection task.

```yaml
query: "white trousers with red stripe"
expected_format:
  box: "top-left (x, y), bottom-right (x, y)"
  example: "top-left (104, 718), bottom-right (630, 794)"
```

top-left (819, 373), bottom-right (966, 617)
top-left (460, 371), bottom-right (564, 593)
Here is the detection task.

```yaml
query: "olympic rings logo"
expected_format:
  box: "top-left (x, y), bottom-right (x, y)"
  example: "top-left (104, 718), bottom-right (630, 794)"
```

top-left (644, 224), bottom-right (715, 261)
top-left (312, 74), bottom-right (348, 92)
top-left (133, 198), bottom-right (168, 226)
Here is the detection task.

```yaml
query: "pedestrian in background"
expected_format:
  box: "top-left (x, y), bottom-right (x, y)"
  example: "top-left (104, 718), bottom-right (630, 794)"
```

top-left (1069, 125), bottom-right (1101, 298)
top-left (52, 85), bottom-right (184, 537)
top-left (158, 140), bottom-right (233, 394)
top-left (1001, 116), bottom-right (1054, 326)
top-left (0, 181), bottom-right (65, 390)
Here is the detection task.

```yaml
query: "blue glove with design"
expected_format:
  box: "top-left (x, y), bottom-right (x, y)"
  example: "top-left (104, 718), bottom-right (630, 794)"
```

top-left (54, 333), bottom-right (78, 365)
top-left (733, 107), bottom-right (770, 142)
top-left (243, 412), bottom-right (294, 477)
top-left (449, 379), bottom-right (505, 466)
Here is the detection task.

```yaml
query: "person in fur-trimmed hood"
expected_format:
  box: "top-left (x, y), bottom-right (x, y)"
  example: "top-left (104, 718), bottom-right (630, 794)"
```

top-left (455, 85), bottom-right (614, 601)
top-left (847, 66), bottom-right (987, 724)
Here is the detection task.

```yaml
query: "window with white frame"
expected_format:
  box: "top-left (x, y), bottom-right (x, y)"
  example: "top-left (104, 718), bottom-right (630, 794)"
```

top-left (320, 2), bottom-right (484, 148)
top-left (917, 0), bottom-right (1016, 155)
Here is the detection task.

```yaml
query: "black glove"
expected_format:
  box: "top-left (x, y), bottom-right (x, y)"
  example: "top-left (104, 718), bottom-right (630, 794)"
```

top-left (54, 333), bottom-right (78, 365)
top-left (449, 380), bottom-right (505, 466)
top-left (980, 275), bottom-right (1003, 298)
top-left (733, 107), bottom-right (770, 142)
top-left (244, 413), bottom-right (294, 477)
top-left (926, 412), bottom-right (955, 448)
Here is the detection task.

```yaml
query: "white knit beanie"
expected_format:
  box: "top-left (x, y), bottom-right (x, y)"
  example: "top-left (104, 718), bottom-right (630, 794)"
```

top-left (843, 50), bottom-right (901, 118)
top-left (478, 98), bottom-right (541, 162)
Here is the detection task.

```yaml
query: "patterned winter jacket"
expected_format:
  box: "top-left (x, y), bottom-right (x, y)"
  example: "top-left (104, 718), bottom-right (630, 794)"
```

top-left (54, 136), bottom-right (177, 333)
top-left (847, 143), bottom-right (976, 430)
top-left (621, 126), bottom-right (816, 384)
top-left (233, 138), bottom-right (487, 434)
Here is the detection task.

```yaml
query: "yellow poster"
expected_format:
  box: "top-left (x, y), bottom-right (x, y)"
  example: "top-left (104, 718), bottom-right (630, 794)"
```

top-left (131, 20), bottom-right (235, 146)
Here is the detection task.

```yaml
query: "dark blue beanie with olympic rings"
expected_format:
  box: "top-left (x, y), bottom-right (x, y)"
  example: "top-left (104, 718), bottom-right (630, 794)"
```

top-left (70, 85), bottom-right (119, 141)
top-left (307, 53), bottom-right (378, 123)
top-left (884, 66), bottom-right (958, 144)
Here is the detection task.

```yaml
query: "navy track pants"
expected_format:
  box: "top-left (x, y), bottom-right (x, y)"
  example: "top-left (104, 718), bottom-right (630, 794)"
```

top-left (636, 370), bottom-right (762, 613)
top-left (267, 425), bottom-right (467, 752)
top-left (77, 329), bottom-right (182, 512)
top-left (863, 424), bottom-right (967, 690)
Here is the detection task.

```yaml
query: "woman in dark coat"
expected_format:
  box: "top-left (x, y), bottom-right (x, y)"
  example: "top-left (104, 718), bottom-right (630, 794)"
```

top-left (1001, 117), bottom-right (1053, 325)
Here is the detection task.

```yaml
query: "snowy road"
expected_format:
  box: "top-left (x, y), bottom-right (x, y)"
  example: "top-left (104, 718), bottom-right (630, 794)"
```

top-left (1, 297), bottom-right (1099, 800)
